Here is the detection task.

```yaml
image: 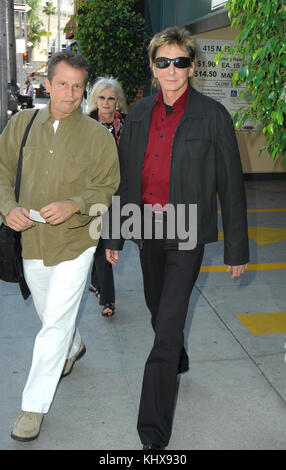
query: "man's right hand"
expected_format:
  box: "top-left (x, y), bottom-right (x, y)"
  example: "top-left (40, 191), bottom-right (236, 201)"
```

top-left (105, 249), bottom-right (119, 266)
top-left (5, 207), bottom-right (35, 232)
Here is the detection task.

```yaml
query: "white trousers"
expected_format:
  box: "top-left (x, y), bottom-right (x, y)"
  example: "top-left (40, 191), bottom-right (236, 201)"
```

top-left (21, 247), bottom-right (95, 414)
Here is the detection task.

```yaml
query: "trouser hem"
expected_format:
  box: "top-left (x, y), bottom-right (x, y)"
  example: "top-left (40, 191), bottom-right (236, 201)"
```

top-left (22, 403), bottom-right (49, 414)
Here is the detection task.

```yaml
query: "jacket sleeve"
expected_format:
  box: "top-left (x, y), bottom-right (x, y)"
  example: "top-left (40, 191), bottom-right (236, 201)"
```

top-left (67, 128), bottom-right (120, 229)
top-left (0, 115), bottom-right (22, 218)
top-left (215, 105), bottom-right (249, 266)
top-left (102, 112), bottom-right (132, 251)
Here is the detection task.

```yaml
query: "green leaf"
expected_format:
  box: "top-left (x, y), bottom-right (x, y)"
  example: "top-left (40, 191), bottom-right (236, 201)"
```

top-left (267, 123), bottom-right (275, 135)
top-left (269, 62), bottom-right (276, 75)
top-left (239, 65), bottom-right (249, 79)
top-left (271, 145), bottom-right (280, 160)
top-left (252, 47), bottom-right (262, 62)
top-left (253, 70), bottom-right (265, 87)
top-left (264, 0), bottom-right (271, 16)
top-left (276, 111), bottom-right (284, 126)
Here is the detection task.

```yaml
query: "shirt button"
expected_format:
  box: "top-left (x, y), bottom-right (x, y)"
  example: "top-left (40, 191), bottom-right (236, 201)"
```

top-left (49, 149), bottom-right (54, 154)
top-left (155, 154), bottom-right (159, 158)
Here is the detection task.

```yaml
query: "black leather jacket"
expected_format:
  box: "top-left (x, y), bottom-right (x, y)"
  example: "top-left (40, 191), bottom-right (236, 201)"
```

top-left (104, 86), bottom-right (249, 266)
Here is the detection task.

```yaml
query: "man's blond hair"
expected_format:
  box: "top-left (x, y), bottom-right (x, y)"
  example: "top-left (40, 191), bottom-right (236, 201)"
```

top-left (148, 26), bottom-right (196, 89)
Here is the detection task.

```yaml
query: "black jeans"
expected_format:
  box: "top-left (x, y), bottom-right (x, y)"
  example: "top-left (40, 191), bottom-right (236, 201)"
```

top-left (90, 238), bottom-right (115, 305)
top-left (138, 238), bottom-right (204, 447)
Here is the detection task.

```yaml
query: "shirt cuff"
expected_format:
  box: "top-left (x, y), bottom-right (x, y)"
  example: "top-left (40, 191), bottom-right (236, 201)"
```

top-left (68, 196), bottom-right (85, 215)
top-left (1, 201), bottom-right (19, 217)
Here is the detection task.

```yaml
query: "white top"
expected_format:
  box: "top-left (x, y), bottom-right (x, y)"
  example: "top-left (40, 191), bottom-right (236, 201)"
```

top-left (53, 120), bottom-right (59, 133)
top-left (26, 84), bottom-right (34, 98)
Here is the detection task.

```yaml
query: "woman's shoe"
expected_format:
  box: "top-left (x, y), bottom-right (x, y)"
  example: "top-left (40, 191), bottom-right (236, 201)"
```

top-left (89, 285), bottom-right (100, 299)
top-left (101, 303), bottom-right (115, 317)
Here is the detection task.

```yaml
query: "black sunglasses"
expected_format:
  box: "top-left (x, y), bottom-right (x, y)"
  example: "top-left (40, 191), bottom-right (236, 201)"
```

top-left (155, 56), bottom-right (192, 69)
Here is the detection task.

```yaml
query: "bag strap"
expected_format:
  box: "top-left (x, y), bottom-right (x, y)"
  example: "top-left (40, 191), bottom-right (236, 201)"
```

top-left (15, 109), bottom-right (40, 203)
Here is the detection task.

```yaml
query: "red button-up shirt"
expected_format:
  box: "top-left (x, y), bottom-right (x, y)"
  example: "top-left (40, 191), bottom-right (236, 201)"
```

top-left (141, 86), bottom-right (189, 208)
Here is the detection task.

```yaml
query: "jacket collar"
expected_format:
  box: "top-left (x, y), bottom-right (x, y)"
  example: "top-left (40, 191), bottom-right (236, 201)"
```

top-left (134, 86), bottom-right (208, 123)
top-left (143, 95), bottom-right (156, 138)
top-left (182, 86), bottom-right (208, 118)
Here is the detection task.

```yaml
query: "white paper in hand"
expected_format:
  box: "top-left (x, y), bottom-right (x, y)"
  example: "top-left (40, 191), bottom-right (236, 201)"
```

top-left (30, 209), bottom-right (46, 224)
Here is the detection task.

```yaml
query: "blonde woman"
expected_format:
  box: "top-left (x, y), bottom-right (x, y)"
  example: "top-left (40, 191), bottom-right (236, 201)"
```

top-left (88, 76), bottom-right (127, 145)
top-left (88, 77), bottom-right (127, 316)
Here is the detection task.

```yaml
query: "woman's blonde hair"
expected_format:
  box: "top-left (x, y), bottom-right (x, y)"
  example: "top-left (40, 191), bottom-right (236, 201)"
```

top-left (148, 26), bottom-right (196, 89)
top-left (88, 76), bottom-right (128, 114)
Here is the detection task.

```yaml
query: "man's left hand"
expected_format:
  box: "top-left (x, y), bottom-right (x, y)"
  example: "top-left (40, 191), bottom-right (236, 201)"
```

top-left (226, 264), bottom-right (248, 279)
top-left (40, 200), bottom-right (79, 225)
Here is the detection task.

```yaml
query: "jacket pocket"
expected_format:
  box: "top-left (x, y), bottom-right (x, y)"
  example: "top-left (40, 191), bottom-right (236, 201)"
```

top-left (184, 139), bottom-right (213, 160)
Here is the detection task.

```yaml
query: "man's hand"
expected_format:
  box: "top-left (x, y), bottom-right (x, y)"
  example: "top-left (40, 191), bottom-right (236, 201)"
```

top-left (6, 207), bottom-right (35, 232)
top-left (226, 264), bottom-right (248, 279)
top-left (105, 249), bottom-right (119, 266)
top-left (40, 200), bottom-right (79, 225)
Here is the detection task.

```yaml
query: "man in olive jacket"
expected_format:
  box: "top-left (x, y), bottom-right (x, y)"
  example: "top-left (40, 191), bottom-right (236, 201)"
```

top-left (0, 51), bottom-right (119, 441)
top-left (105, 27), bottom-right (249, 450)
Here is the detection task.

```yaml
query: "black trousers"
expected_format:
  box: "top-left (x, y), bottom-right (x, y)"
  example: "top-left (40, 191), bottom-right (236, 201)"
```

top-left (90, 238), bottom-right (115, 305)
top-left (138, 238), bottom-right (204, 447)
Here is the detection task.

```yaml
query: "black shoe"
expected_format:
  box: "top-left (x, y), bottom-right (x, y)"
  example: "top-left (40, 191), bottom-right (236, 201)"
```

top-left (178, 347), bottom-right (189, 374)
top-left (143, 443), bottom-right (165, 450)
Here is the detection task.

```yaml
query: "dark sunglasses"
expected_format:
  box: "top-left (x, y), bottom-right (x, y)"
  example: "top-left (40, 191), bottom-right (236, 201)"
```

top-left (155, 56), bottom-right (192, 69)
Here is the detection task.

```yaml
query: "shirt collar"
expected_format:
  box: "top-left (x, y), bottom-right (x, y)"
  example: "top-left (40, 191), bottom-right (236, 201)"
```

top-left (38, 102), bottom-right (83, 125)
top-left (155, 85), bottom-right (189, 111)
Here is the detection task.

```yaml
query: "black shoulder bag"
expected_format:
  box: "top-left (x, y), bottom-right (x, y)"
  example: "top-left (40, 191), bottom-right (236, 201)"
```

top-left (0, 109), bottom-right (39, 299)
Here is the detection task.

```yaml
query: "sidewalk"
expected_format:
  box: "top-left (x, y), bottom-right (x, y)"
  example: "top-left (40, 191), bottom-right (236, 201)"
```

top-left (0, 180), bottom-right (285, 450)
top-left (34, 97), bottom-right (49, 110)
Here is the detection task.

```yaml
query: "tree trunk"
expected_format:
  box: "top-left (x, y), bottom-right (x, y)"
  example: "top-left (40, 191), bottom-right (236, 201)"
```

top-left (0, 0), bottom-right (8, 132)
top-left (7, 0), bottom-right (17, 93)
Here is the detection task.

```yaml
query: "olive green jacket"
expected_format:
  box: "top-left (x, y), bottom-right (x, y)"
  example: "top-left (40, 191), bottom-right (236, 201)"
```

top-left (0, 105), bottom-right (120, 266)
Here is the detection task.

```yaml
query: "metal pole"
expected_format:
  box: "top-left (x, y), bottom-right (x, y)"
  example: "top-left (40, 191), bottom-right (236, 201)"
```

top-left (7, 0), bottom-right (17, 93)
top-left (0, 0), bottom-right (8, 132)
top-left (57, 0), bottom-right (61, 51)
top-left (19, 12), bottom-right (23, 92)
top-left (24, 11), bottom-right (27, 51)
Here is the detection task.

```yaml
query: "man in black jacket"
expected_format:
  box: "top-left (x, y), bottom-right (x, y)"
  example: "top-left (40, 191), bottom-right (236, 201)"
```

top-left (105, 26), bottom-right (249, 449)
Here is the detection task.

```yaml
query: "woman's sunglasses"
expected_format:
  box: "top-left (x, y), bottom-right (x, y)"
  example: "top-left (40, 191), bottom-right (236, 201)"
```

top-left (98, 95), bottom-right (116, 101)
top-left (155, 57), bottom-right (191, 69)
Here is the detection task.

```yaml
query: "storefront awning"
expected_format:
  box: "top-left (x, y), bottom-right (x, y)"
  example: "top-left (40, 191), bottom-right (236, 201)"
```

top-left (30, 62), bottom-right (48, 78)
